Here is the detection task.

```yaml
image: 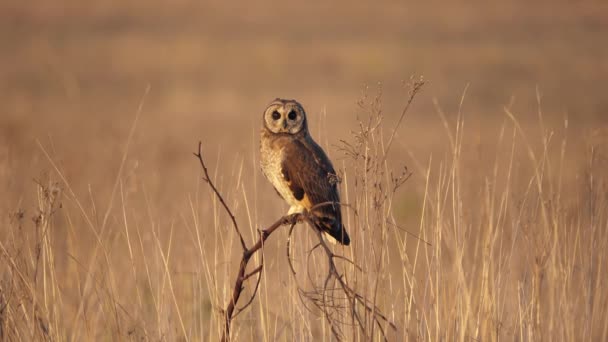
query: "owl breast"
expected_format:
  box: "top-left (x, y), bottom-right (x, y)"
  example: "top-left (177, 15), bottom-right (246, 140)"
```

top-left (260, 133), bottom-right (302, 211)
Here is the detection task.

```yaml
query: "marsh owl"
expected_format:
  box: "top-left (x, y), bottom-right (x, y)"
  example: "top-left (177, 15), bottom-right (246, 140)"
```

top-left (260, 98), bottom-right (350, 245)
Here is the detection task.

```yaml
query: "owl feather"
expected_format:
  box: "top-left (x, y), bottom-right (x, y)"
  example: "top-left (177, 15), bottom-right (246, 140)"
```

top-left (260, 98), bottom-right (351, 246)
top-left (281, 139), bottom-right (350, 245)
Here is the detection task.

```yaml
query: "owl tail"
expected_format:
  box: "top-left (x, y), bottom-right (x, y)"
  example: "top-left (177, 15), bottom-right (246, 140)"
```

top-left (317, 220), bottom-right (350, 246)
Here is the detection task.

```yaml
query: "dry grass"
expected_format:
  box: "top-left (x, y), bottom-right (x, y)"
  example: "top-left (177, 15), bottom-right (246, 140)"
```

top-left (2, 1), bottom-right (608, 341)
top-left (2, 84), bottom-right (608, 340)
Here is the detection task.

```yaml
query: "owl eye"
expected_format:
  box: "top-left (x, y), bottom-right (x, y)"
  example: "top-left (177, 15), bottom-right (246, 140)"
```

top-left (271, 111), bottom-right (281, 120)
top-left (287, 110), bottom-right (297, 120)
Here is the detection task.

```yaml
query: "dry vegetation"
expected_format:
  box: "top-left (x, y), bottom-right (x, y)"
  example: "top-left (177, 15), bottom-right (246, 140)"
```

top-left (1, 1), bottom-right (608, 341)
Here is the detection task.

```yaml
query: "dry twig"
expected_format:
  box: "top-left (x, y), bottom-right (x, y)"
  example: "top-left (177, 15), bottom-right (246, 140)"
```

top-left (195, 142), bottom-right (302, 341)
top-left (194, 142), bottom-right (397, 341)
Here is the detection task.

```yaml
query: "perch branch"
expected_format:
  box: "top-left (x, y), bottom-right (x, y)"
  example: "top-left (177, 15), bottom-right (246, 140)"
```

top-left (195, 142), bottom-right (396, 341)
top-left (194, 142), bottom-right (247, 251)
top-left (221, 215), bottom-right (299, 341)
top-left (300, 215), bottom-right (397, 341)
top-left (196, 142), bottom-right (302, 341)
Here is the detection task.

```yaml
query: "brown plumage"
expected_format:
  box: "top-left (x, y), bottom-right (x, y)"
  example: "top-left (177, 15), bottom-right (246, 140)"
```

top-left (260, 98), bottom-right (350, 245)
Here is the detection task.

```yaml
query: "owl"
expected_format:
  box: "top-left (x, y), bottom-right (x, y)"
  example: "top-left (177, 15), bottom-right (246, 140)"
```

top-left (260, 98), bottom-right (350, 245)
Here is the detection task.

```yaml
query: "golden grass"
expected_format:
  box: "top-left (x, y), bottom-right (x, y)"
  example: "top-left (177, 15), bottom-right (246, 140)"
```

top-left (2, 1), bottom-right (608, 340)
top-left (1, 84), bottom-right (607, 340)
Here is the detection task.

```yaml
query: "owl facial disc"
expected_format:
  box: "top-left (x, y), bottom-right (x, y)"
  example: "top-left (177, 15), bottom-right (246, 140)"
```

top-left (263, 99), bottom-right (307, 135)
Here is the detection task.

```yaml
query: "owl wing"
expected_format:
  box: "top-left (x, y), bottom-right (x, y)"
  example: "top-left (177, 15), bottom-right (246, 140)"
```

top-left (281, 139), bottom-right (350, 245)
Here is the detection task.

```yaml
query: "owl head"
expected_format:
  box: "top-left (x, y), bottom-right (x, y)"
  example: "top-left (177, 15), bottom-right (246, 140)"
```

top-left (263, 98), bottom-right (308, 135)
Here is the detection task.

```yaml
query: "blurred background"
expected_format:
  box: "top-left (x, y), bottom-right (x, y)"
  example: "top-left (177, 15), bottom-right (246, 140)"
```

top-left (1, 1), bottom-right (608, 340)
top-left (2, 1), bottom-right (607, 209)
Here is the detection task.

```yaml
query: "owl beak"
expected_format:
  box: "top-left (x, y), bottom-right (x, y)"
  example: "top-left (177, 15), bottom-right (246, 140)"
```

top-left (282, 120), bottom-right (287, 129)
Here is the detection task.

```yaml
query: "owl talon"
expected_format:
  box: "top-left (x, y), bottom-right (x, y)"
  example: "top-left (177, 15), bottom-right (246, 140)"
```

top-left (283, 213), bottom-right (302, 225)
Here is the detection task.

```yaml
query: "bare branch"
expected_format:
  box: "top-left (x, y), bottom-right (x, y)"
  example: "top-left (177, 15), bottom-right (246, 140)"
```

top-left (194, 142), bottom-right (247, 251)
top-left (288, 215), bottom-right (397, 341)
top-left (242, 265), bottom-right (263, 282)
top-left (220, 215), bottom-right (299, 341)
top-left (287, 223), bottom-right (297, 276)
top-left (196, 140), bottom-right (398, 341)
